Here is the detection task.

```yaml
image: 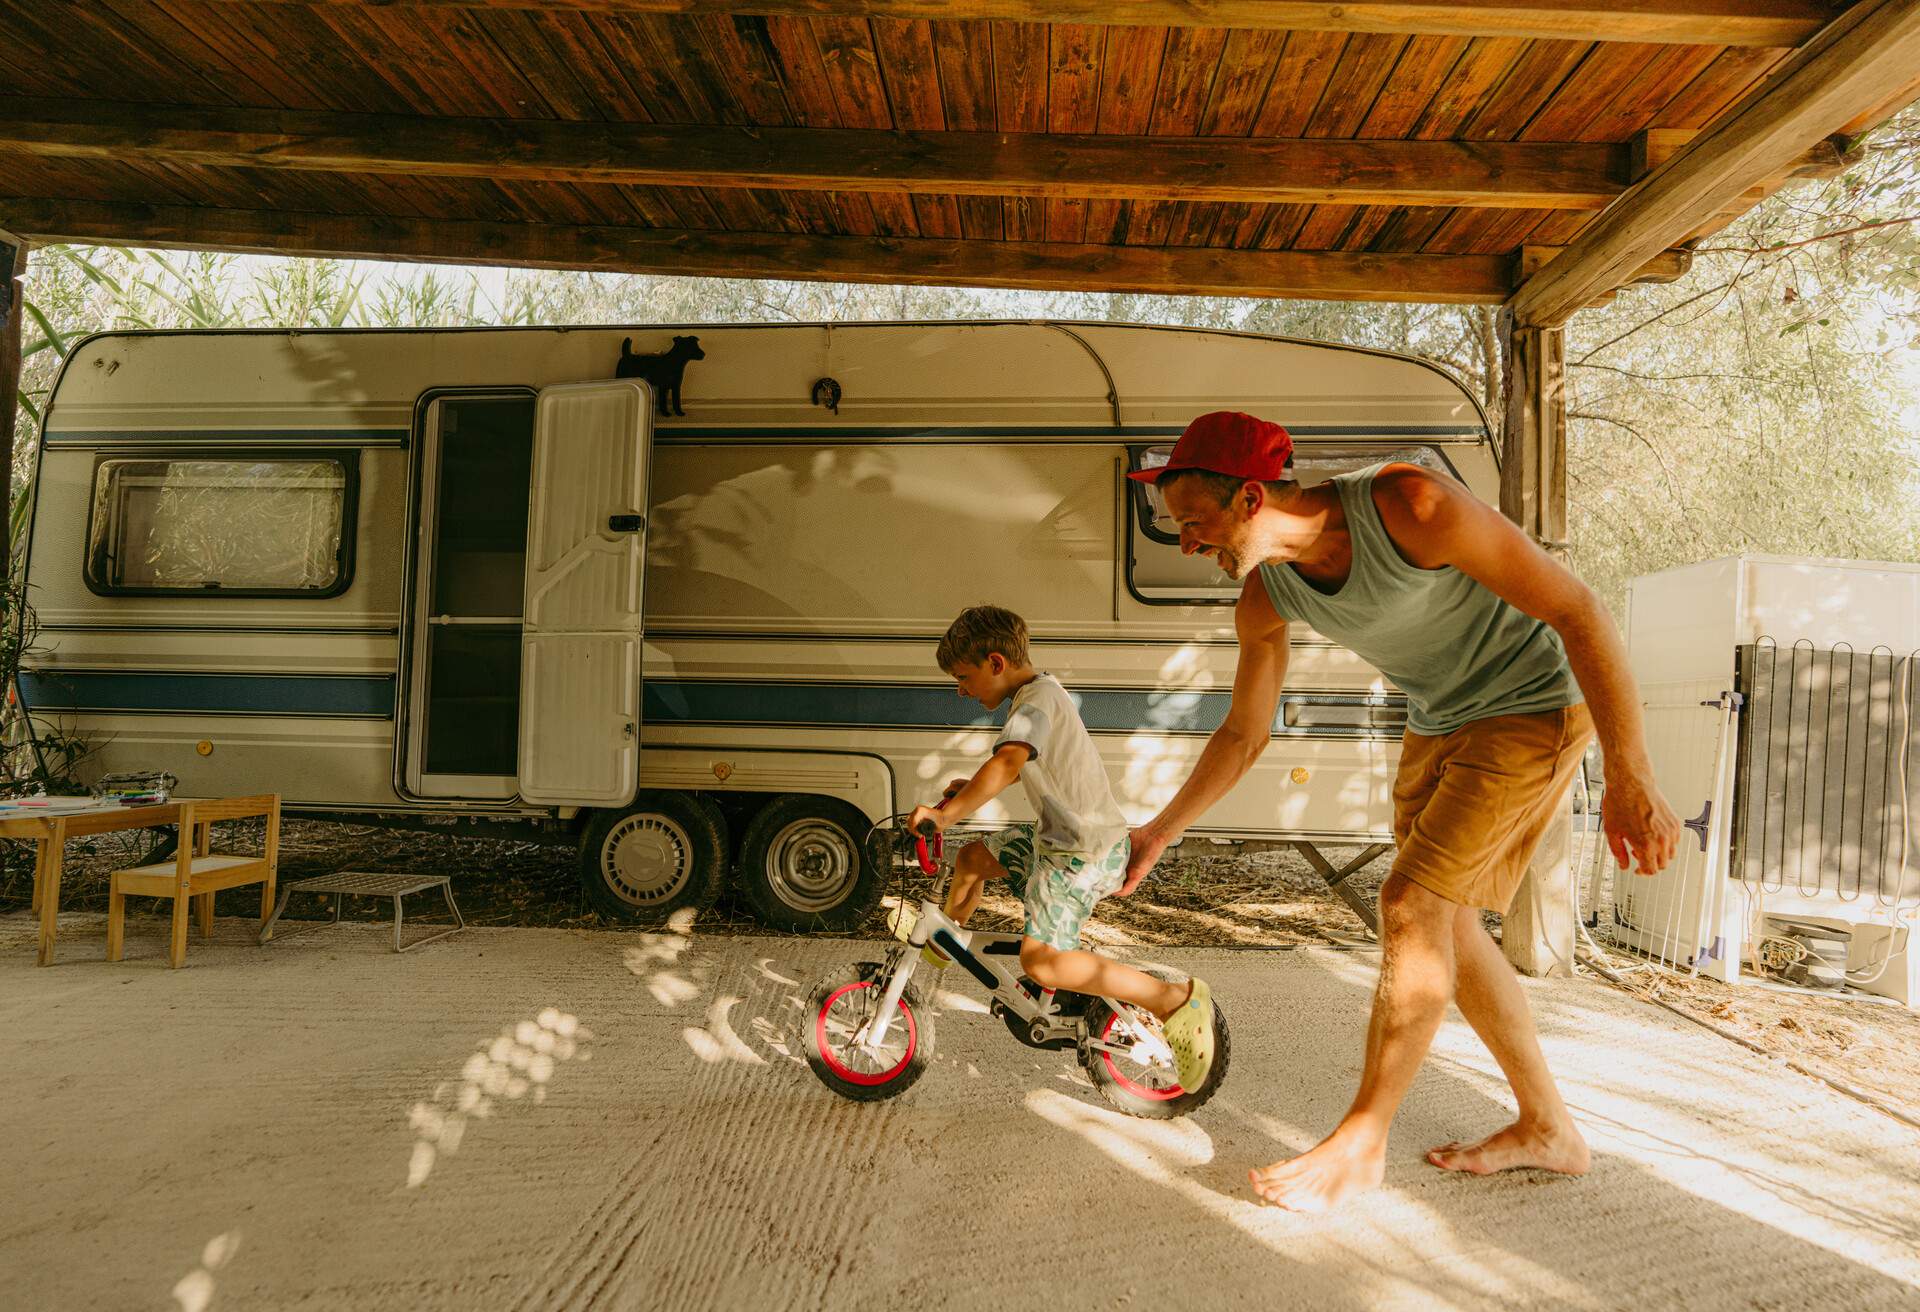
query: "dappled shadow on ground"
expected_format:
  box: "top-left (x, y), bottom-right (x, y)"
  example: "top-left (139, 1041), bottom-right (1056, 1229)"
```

top-left (540, 926), bottom-right (1920, 1309)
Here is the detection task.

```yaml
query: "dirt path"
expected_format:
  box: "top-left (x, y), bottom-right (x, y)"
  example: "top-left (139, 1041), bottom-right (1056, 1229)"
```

top-left (4, 918), bottom-right (1918, 1310)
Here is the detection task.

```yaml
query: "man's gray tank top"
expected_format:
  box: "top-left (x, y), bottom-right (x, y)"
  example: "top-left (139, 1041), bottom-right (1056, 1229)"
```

top-left (1257, 464), bottom-right (1581, 736)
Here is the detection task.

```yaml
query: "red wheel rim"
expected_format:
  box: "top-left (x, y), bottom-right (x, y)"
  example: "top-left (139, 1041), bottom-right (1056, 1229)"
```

top-left (815, 981), bottom-right (917, 1086)
top-left (1099, 1010), bottom-right (1183, 1101)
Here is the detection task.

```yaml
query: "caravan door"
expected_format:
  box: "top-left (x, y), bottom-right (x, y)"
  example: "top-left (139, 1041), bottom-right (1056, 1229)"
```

top-left (517, 381), bottom-right (653, 806)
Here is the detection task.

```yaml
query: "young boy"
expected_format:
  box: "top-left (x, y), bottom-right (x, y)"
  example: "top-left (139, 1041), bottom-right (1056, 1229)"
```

top-left (901, 604), bottom-right (1218, 1091)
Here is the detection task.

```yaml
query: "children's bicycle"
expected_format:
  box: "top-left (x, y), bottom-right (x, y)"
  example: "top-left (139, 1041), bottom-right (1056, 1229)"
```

top-left (802, 820), bottom-right (1230, 1119)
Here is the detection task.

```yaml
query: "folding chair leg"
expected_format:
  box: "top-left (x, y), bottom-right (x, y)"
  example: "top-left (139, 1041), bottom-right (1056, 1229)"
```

top-left (197, 892), bottom-right (215, 940)
top-left (168, 892), bottom-right (191, 969)
top-left (106, 884), bottom-right (126, 962)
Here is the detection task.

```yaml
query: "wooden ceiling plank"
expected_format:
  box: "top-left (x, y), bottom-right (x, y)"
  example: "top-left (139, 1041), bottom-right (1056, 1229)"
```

top-left (1198, 28), bottom-right (1287, 136)
top-left (814, 16), bottom-right (920, 235)
top-left (475, 11), bottom-right (627, 121)
top-left (1046, 23), bottom-right (1103, 244)
top-left (1138, 26), bottom-right (1227, 248)
top-left (1360, 34), bottom-right (1473, 137)
top-left (1089, 25), bottom-right (1165, 244)
top-left (209, 1), bottom-right (415, 114)
top-left (1306, 33), bottom-right (1412, 139)
top-left (1460, 39), bottom-right (1592, 139)
top-left (989, 20), bottom-right (1046, 240)
top-left (928, 19), bottom-right (1000, 238)
top-left (314, 8), bottom-right (470, 114)
top-left (98, 0), bottom-right (286, 108)
top-left (1411, 36), bottom-right (1527, 138)
top-left (593, 16), bottom-right (702, 122)
top-left (873, 18), bottom-right (964, 238)
top-left (1366, 204), bottom-right (1453, 251)
top-left (1250, 31), bottom-right (1350, 137)
top-left (695, 16), bottom-right (797, 126)
top-left (1651, 45), bottom-right (1788, 128)
top-left (196, 2), bottom-right (1837, 49)
top-left (0, 193), bottom-right (1535, 302)
top-left (1565, 42), bottom-right (1724, 142)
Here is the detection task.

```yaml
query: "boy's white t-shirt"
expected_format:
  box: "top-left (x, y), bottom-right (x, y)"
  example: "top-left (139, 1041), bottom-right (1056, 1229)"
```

top-left (994, 673), bottom-right (1130, 859)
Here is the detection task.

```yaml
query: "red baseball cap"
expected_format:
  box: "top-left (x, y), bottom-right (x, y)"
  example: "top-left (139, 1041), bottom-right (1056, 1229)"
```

top-left (1126, 411), bottom-right (1294, 486)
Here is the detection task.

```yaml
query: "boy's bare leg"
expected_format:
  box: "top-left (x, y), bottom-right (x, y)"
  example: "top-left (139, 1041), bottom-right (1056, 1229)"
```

top-left (1250, 873), bottom-right (1456, 1212)
top-left (944, 841), bottom-right (1003, 925)
top-left (1427, 904), bottom-right (1588, 1176)
top-left (1018, 941), bottom-right (1190, 1020)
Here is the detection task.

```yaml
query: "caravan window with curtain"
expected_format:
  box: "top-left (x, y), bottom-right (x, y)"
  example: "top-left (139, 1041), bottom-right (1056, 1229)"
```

top-left (83, 454), bottom-right (357, 597)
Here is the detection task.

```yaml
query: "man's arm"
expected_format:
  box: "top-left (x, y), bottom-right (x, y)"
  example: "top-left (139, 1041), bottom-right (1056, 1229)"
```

top-left (1371, 464), bottom-right (1681, 874)
top-left (907, 743), bottom-right (1031, 835)
top-left (1119, 578), bottom-right (1290, 893)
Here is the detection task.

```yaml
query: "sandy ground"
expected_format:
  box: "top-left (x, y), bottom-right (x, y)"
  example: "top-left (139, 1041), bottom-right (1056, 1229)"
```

top-left (9, 820), bottom-right (1917, 1126)
top-left (5, 913), bottom-right (1919, 1311)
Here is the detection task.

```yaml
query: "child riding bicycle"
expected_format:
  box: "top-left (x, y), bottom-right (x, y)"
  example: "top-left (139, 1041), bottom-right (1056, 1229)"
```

top-left (896, 604), bottom-right (1219, 1092)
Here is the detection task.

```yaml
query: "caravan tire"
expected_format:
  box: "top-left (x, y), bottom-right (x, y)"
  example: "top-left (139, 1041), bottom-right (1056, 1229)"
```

top-left (736, 795), bottom-right (883, 933)
top-left (578, 791), bottom-right (727, 925)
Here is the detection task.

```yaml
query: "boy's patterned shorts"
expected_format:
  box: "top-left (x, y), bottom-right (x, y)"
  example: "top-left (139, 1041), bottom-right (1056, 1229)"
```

top-left (979, 823), bottom-right (1130, 952)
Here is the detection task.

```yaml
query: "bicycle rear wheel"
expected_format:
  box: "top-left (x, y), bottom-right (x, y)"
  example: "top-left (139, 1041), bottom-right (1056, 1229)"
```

top-left (1079, 994), bottom-right (1230, 1120)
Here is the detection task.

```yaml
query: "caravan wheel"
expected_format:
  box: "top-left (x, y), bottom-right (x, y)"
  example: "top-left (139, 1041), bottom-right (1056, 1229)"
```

top-left (736, 796), bottom-right (884, 933)
top-left (578, 791), bottom-right (726, 925)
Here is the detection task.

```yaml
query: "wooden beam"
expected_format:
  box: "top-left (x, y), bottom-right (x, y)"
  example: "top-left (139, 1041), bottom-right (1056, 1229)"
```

top-left (1498, 311), bottom-right (1575, 977)
top-left (0, 197), bottom-right (1522, 304)
top-left (1510, 0), bottom-right (1920, 327)
top-left (1518, 245), bottom-right (1692, 285)
top-left (0, 98), bottom-right (1629, 211)
top-left (212, 1), bottom-right (1836, 46)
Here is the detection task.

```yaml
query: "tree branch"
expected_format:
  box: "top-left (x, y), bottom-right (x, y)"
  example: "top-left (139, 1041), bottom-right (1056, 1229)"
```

top-left (1694, 212), bottom-right (1920, 255)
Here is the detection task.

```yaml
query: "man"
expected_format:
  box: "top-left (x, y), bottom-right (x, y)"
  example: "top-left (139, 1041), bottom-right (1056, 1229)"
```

top-left (1123, 410), bottom-right (1680, 1213)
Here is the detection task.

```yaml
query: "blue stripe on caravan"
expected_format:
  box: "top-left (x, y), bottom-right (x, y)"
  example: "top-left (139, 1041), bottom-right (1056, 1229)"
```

top-left (42, 429), bottom-right (410, 445)
top-left (663, 424), bottom-right (1484, 440)
top-left (18, 671), bottom-right (1236, 732)
top-left (19, 671), bottom-right (396, 717)
top-left (643, 680), bottom-right (1235, 734)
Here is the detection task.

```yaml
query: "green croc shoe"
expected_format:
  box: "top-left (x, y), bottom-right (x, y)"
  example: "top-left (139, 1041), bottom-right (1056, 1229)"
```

top-left (1163, 977), bottom-right (1216, 1091)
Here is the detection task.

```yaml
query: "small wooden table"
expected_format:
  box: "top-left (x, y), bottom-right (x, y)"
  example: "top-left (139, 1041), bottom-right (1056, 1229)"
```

top-left (7, 800), bottom-right (186, 966)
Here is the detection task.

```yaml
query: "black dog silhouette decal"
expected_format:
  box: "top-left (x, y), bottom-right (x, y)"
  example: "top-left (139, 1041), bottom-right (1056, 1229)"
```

top-left (615, 335), bottom-right (705, 416)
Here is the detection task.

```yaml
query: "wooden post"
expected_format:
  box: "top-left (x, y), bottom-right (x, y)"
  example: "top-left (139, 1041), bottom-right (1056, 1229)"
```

top-left (0, 234), bottom-right (25, 585)
top-left (1499, 311), bottom-right (1577, 977)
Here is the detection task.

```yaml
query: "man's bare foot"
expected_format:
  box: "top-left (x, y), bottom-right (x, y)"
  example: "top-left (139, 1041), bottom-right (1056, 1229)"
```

top-left (1426, 1120), bottom-right (1589, 1177)
top-left (1248, 1130), bottom-right (1385, 1213)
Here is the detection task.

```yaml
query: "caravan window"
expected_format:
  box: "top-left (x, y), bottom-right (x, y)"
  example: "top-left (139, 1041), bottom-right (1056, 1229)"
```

top-left (1125, 444), bottom-right (1457, 604)
top-left (84, 454), bottom-right (357, 596)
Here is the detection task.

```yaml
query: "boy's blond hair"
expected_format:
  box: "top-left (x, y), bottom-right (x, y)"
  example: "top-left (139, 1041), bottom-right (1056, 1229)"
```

top-left (936, 604), bottom-right (1030, 673)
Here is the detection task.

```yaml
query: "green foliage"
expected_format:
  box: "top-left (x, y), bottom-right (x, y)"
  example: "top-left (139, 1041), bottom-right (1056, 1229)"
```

top-left (0, 577), bottom-right (94, 796)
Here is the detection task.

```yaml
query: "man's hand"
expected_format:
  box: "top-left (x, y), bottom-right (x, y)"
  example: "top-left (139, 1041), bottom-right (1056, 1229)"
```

top-left (906, 803), bottom-right (948, 836)
top-left (1602, 769), bottom-right (1682, 875)
top-left (1117, 826), bottom-right (1173, 896)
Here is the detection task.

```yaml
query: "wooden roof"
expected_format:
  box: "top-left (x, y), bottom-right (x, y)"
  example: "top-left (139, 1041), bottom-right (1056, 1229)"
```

top-left (1, 1), bottom-right (1917, 324)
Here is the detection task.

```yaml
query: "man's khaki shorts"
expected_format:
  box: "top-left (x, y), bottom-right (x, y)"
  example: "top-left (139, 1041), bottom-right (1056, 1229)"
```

top-left (1391, 702), bottom-right (1595, 914)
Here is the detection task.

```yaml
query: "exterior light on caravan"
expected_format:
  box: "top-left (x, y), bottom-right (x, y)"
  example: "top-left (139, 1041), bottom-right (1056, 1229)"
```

top-left (196, 740), bottom-right (214, 756)
top-left (1290, 767), bottom-right (1310, 785)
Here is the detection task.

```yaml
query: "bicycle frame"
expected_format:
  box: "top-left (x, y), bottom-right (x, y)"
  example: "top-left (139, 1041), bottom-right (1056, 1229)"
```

top-left (858, 828), bottom-right (1170, 1069)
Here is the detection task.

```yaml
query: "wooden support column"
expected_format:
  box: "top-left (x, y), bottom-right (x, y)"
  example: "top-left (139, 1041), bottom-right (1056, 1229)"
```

top-left (0, 234), bottom-right (25, 584)
top-left (1499, 311), bottom-right (1577, 978)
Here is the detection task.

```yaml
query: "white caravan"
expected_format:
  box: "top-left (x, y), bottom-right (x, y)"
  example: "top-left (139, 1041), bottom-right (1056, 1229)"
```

top-left (19, 321), bottom-right (1494, 930)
